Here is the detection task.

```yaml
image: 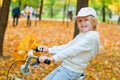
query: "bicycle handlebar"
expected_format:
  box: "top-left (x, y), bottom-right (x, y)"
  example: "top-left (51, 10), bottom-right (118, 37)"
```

top-left (8, 49), bottom-right (51, 80)
top-left (21, 49), bottom-right (51, 74)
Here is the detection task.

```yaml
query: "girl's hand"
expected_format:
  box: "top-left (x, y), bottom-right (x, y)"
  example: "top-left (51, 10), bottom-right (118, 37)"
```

top-left (38, 56), bottom-right (47, 63)
top-left (42, 46), bottom-right (49, 52)
top-left (38, 56), bottom-right (55, 63)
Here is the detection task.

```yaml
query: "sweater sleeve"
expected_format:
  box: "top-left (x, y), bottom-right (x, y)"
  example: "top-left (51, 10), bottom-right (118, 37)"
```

top-left (48, 40), bottom-right (73, 54)
top-left (52, 36), bottom-right (92, 62)
top-left (48, 34), bottom-right (81, 54)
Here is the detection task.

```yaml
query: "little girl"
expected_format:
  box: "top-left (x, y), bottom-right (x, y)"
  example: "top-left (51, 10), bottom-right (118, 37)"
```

top-left (38, 7), bottom-right (100, 80)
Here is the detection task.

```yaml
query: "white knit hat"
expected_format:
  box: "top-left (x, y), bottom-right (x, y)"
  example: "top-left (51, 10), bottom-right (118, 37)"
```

top-left (74, 7), bottom-right (97, 20)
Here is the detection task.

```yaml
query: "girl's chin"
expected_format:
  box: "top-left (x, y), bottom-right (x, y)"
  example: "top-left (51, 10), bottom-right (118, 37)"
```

top-left (81, 29), bottom-right (89, 32)
top-left (79, 28), bottom-right (91, 32)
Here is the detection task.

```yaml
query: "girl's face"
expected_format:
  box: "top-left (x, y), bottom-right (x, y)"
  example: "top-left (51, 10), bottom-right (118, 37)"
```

top-left (77, 16), bottom-right (93, 32)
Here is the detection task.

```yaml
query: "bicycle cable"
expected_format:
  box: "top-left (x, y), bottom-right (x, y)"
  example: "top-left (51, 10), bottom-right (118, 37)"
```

top-left (7, 60), bottom-right (25, 80)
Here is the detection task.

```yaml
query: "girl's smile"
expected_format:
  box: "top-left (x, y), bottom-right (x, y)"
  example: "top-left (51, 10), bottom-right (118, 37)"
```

top-left (77, 16), bottom-right (93, 32)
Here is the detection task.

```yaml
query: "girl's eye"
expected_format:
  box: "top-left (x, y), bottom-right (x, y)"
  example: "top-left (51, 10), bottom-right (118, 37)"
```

top-left (85, 19), bottom-right (88, 21)
top-left (77, 20), bottom-right (82, 22)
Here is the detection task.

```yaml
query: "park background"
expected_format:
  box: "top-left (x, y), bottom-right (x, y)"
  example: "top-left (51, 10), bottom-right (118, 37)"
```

top-left (0, 0), bottom-right (120, 80)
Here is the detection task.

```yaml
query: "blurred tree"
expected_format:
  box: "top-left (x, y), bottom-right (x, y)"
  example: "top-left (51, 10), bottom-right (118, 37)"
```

top-left (39, 0), bottom-right (43, 20)
top-left (0, 0), bottom-right (2, 6)
top-left (109, 2), bottom-right (120, 15)
top-left (0, 0), bottom-right (11, 56)
top-left (49, 0), bottom-right (56, 18)
top-left (0, 6), bottom-right (1, 13)
top-left (18, 0), bottom-right (21, 8)
top-left (67, 0), bottom-right (73, 21)
top-left (44, 0), bottom-right (58, 18)
top-left (0, 0), bottom-right (2, 14)
top-left (0, 7), bottom-right (1, 15)
top-left (73, 0), bottom-right (88, 38)
top-left (63, 0), bottom-right (67, 22)
top-left (102, 0), bottom-right (106, 22)
top-left (10, 0), bottom-right (77, 19)
top-left (89, 0), bottom-right (119, 22)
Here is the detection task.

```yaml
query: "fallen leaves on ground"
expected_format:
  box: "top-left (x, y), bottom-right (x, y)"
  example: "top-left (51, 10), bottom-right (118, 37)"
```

top-left (0, 18), bottom-right (120, 80)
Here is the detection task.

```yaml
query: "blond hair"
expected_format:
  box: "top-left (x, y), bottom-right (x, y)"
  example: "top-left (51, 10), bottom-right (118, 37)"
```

top-left (88, 15), bottom-right (98, 30)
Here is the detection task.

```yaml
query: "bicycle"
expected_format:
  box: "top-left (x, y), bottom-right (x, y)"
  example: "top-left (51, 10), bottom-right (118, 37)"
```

top-left (7, 47), bottom-right (86, 80)
top-left (7, 47), bottom-right (50, 80)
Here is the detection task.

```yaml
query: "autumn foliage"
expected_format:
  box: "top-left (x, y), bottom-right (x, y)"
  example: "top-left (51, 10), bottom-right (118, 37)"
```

top-left (0, 19), bottom-right (120, 80)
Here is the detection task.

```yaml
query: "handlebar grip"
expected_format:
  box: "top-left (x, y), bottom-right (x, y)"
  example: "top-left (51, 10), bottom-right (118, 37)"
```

top-left (44, 59), bottom-right (51, 65)
top-left (31, 58), bottom-right (51, 67)
top-left (34, 46), bottom-right (43, 52)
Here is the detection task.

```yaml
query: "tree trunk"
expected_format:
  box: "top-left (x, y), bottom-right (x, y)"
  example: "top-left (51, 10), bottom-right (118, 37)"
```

top-left (0, 7), bottom-right (1, 15)
top-left (102, 5), bottom-right (106, 22)
top-left (50, 4), bottom-right (53, 18)
top-left (73, 0), bottom-right (88, 38)
top-left (0, 0), bottom-right (11, 56)
top-left (63, 0), bottom-right (67, 23)
top-left (39, 0), bottom-right (43, 20)
top-left (18, 0), bottom-right (21, 8)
